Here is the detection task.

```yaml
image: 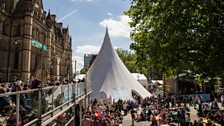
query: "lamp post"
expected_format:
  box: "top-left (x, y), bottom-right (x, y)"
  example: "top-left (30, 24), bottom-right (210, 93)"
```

top-left (67, 62), bottom-right (69, 81)
top-left (14, 41), bottom-right (23, 78)
top-left (14, 41), bottom-right (22, 79)
top-left (163, 74), bottom-right (166, 97)
top-left (84, 72), bottom-right (87, 111)
top-left (38, 45), bottom-right (44, 126)
top-left (73, 60), bottom-right (76, 126)
top-left (6, 9), bottom-right (13, 82)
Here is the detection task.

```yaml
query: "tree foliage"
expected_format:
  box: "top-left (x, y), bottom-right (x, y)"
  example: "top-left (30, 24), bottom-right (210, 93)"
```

top-left (116, 48), bottom-right (162, 79)
top-left (116, 48), bottom-right (139, 73)
top-left (125, 0), bottom-right (224, 79)
top-left (80, 66), bottom-right (89, 74)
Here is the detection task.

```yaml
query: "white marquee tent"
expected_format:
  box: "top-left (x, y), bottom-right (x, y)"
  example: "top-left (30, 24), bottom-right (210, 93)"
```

top-left (131, 73), bottom-right (148, 88)
top-left (86, 28), bottom-right (152, 101)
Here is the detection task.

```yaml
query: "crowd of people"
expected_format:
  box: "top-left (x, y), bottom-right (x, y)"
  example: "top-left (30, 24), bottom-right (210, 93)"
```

top-left (0, 79), bottom-right (40, 125)
top-left (80, 98), bottom-right (139, 126)
top-left (0, 77), bottom-right (80, 126)
top-left (78, 94), bottom-right (224, 126)
top-left (1, 77), bottom-right (224, 126)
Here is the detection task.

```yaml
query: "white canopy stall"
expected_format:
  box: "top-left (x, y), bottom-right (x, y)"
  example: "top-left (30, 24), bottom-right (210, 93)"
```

top-left (86, 28), bottom-right (152, 101)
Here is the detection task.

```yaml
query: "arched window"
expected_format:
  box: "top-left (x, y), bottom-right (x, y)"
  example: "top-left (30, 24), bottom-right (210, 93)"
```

top-left (32, 27), bottom-right (35, 38)
top-left (36, 29), bottom-right (39, 41)
top-left (15, 24), bottom-right (21, 37)
top-left (0, 0), bottom-right (6, 10)
top-left (2, 19), bottom-right (8, 35)
top-left (43, 33), bottom-right (46, 43)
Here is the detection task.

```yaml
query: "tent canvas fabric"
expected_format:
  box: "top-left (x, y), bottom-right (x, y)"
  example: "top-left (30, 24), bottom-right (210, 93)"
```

top-left (131, 73), bottom-right (148, 88)
top-left (86, 28), bottom-right (152, 100)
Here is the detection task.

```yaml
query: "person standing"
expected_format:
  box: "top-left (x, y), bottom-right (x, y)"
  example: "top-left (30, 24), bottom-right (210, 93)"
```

top-left (185, 113), bottom-right (190, 126)
top-left (92, 116), bottom-right (99, 126)
top-left (82, 115), bottom-right (91, 126)
top-left (221, 94), bottom-right (224, 107)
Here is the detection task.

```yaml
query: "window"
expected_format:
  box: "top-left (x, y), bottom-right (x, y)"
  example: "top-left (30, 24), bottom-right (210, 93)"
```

top-left (0, 0), bottom-right (6, 10)
top-left (36, 29), bottom-right (39, 41)
top-left (2, 20), bottom-right (8, 35)
top-left (32, 27), bottom-right (35, 38)
top-left (15, 24), bottom-right (21, 37)
top-left (14, 47), bottom-right (19, 70)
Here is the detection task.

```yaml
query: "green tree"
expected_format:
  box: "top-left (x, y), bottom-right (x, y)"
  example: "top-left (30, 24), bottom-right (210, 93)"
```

top-left (125, 0), bottom-right (224, 80)
top-left (116, 48), bottom-right (162, 79)
top-left (116, 48), bottom-right (138, 73)
top-left (80, 66), bottom-right (90, 74)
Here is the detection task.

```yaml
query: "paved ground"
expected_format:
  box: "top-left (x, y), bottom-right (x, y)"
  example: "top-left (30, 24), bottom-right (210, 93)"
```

top-left (122, 104), bottom-right (223, 126)
top-left (122, 112), bottom-right (151, 126)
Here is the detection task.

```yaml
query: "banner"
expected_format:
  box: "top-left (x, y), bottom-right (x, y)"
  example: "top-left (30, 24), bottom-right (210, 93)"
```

top-left (111, 87), bottom-right (132, 101)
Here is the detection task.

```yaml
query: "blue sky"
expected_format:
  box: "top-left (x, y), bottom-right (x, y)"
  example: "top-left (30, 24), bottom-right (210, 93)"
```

top-left (43, 0), bottom-right (132, 71)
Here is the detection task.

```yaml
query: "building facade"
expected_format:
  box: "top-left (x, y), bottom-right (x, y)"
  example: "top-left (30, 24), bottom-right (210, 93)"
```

top-left (84, 54), bottom-right (97, 67)
top-left (0, 0), bottom-right (73, 82)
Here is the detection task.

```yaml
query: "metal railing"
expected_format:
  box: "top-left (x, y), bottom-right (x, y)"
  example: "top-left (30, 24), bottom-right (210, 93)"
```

top-left (0, 82), bottom-right (91, 126)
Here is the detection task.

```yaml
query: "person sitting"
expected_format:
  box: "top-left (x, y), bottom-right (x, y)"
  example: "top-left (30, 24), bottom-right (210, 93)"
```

top-left (211, 100), bottom-right (219, 110)
top-left (0, 88), bottom-right (14, 116)
top-left (137, 111), bottom-right (144, 122)
top-left (221, 94), bottom-right (224, 107)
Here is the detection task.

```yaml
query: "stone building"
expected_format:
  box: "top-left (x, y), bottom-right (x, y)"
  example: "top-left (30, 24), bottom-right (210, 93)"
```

top-left (0, 0), bottom-right (73, 82)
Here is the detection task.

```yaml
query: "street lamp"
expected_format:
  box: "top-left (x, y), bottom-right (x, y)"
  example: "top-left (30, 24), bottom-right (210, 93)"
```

top-left (14, 41), bottom-right (22, 78)
top-left (6, 9), bottom-right (14, 82)
top-left (73, 60), bottom-right (77, 125)
top-left (163, 74), bottom-right (166, 97)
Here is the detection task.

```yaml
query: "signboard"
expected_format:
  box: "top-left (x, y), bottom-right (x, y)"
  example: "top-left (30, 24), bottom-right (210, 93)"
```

top-left (111, 87), bottom-right (132, 101)
top-left (180, 93), bottom-right (211, 102)
top-left (32, 39), bottom-right (48, 51)
top-left (42, 45), bottom-right (48, 51)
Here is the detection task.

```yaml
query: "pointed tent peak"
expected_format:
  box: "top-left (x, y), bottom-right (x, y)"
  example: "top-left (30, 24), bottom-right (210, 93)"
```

top-left (106, 26), bottom-right (108, 32)
top-left (105, 26), bottom-right (109, 37)
top-left (103, 26), bottom-right (112, 45)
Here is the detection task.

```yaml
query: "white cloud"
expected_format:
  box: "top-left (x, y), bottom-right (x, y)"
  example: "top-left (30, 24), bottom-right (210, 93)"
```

top-left (76, 45), bottom-right (100, 54)
top-left (107, 12), bottom-right (112, 16)
top-left (73, 56), bottom-right (82, 63)
top-left (99, 15), bottom-right (132, 38)
top-left (72, 55), bottom-right (84, 72)
top-left (73, 45), bottom-right (100, 71)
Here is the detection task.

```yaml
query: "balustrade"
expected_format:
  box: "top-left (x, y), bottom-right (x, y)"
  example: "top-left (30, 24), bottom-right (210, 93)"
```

top-left (0, 82), bottom-right (91, 126)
